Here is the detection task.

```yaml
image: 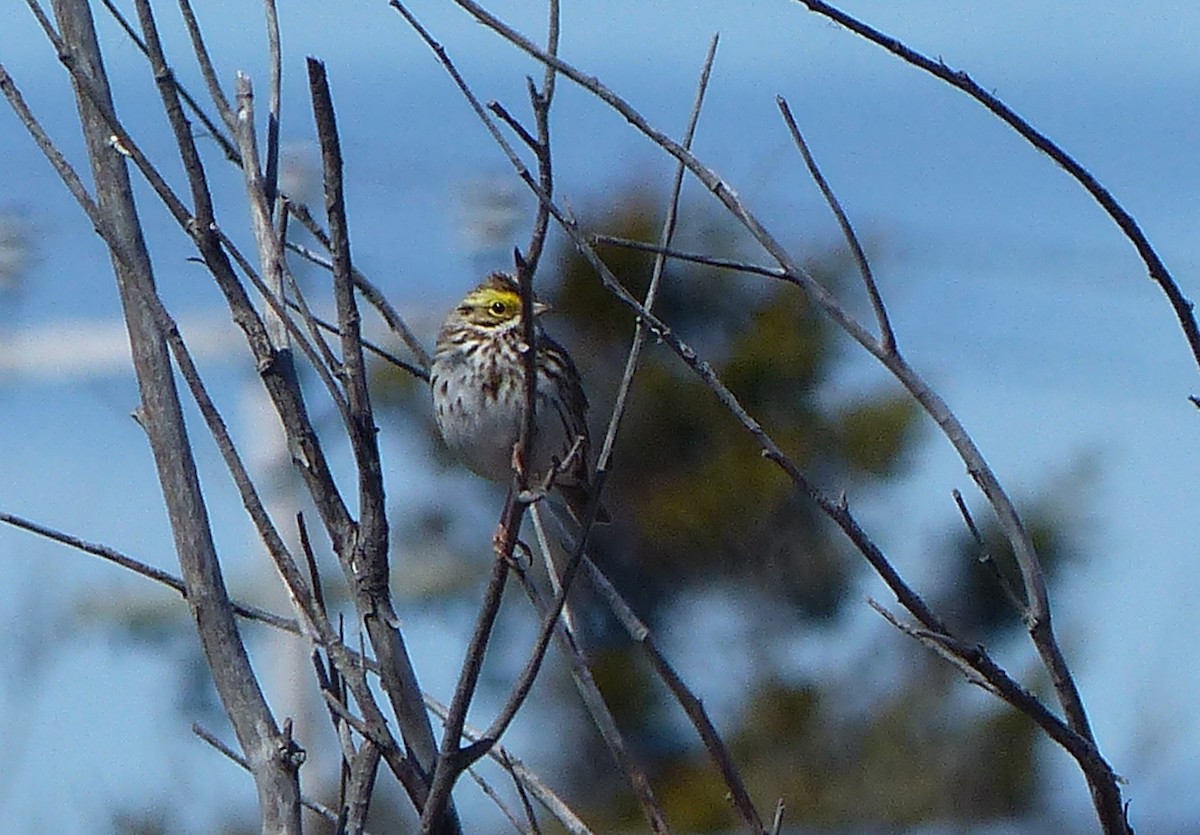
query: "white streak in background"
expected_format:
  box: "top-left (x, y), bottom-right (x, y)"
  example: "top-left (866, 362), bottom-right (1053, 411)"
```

top-left (0, 317), bottom-right (240, 380)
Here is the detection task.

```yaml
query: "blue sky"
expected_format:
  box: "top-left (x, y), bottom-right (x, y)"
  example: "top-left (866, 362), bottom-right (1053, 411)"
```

top-left (1, 1), bottom-right (1199, 831)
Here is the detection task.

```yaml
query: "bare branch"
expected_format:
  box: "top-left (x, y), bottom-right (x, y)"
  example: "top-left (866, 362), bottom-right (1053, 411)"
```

top-left (769, 800), bottom-right (786, 835)
top-left (192, 724), bottom-right (359, 830)
top-left (341, 740), bottom-right (383, 835)
top-left (0, 510), bottom-right (297, 633)
top-left (49, 1), bottom-right (303, 828)
top-left (868, 599), bottom-right (1000, 696)
top-left (776, 95), bottom-right (895, 354)
top-left (261, 0), bottom-right (282, 206)
top-left (425, 696), bottom-right (595, 835)
top-left (235, 73), bottom-right (292, 353)
top-left (287, 200), bottom-right (433, 370)
top-left (489, 101), bottom-right (539, 151)
top-left (589, 234), bottom-right (788, 280)
top-left (177, 0), bottom-right (238, 136)
top-left (952, 488), bottom-right (1026, 615)
top-left (794, 0), bottom-right (1200, 382)
top-left (308, 57), bottom-right (448, 823)
top-left (423, 552), bottom-right (512, 832)
top-left (520, 0), bottom-right (559, 275)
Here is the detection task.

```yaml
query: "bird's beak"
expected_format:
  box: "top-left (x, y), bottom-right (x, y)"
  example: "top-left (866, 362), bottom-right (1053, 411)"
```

top-left (533, 300), bottom-right (551, 317)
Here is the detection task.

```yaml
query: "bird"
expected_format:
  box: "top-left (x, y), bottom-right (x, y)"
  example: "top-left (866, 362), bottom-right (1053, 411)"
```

top-left (430, 271), bottom-right (602, 526)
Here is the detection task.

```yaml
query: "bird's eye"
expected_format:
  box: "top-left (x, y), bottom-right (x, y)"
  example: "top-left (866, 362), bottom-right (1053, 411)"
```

top-left (490, 301), bottom-right (507, 315)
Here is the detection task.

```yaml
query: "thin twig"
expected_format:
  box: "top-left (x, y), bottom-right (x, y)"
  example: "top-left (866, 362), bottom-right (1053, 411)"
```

top-left (582, 559), bottom-right (762, 833)
top-left (192, 724), bottom-right (357, 829)
top-left (795, 0), bottom-right (1199, 380)
top-left (235, 73), bottom-right (293, 354)
top-left (261, 0), bottom-right (282, 206)
top-left (177, 0), bottom-right (237, 136)
top-left (0, 510), bottom-right (296, 633)
top-left (868, 598), bottom-right (1000, 695)
top-left (466, 764), bottom-right (531, 835)
top-left (589, 234), bottom-right (788, 280)
top-left (423, 550), bottom-right (512, 832)
top-left (489, 101), bottom-right (539, 151)
top-left (528, 504), bottom-right (579, 639)
top-left (520, 0), bottom-right (559, 275)
top-left (776, 95), bottom-right (895, 354)
top-left (287, 200), bottom-right (432, 370)
top-left (597, 33), bottom-right (719, 474)
top-left (96, 0), bottom-right (240, 162)
top-left (510, 557), bottom-right (669, 833)
top-left (952, 488), bottom-right (1026, 616)
top-left (501, 750), bottom-right (544, 835)
top-left (424, 696), bottom-right (595, 835)
top-left (769, 799), bottom-right (785, 835)
top-left (274, 208), bottom-right (351, 382)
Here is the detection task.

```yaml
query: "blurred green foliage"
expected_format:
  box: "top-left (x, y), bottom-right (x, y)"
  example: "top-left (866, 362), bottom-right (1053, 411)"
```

top-left (378, 185), bottom-right (1086, 832)
top-left (553, 190), bottom-right (921, 622)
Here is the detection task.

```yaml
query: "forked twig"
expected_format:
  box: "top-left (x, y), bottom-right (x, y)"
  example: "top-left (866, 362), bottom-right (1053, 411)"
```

top-left (425, 695), bottom-right (595, 835)
top-left (795, 0), bottom-right (1199, 380)
top-left (953, 488), bottom-right (1026, 616)
top-left (192, 723), bottom-right (360, 830)
top-left (590, 234), bottom-right (787, 280)
top-left (96, 0), bottom-right (240, 162)
top-left (776, 95), bottom-right (895, 354)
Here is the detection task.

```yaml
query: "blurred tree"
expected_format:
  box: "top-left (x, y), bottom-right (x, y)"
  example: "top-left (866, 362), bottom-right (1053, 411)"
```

top-left (379, 183), bottom-right (1085, 832)
top-left (554, 188), bottom-right (920, 624)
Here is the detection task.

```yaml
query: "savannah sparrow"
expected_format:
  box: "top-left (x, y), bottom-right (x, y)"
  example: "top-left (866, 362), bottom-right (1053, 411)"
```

top-left (431, 272), bottom-right (600, 523)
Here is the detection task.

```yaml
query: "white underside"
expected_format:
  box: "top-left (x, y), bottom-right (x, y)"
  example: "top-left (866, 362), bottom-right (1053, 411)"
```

top-left (432, 353), bottom-right (572, 486)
